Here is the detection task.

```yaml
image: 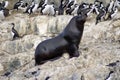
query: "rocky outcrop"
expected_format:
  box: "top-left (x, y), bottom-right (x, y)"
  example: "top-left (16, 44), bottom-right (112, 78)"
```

top-left (0, 12), bottom-right (120, 80)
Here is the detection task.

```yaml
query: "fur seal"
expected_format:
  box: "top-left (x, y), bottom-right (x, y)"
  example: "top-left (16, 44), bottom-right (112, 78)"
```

top-left (35, 14), bottom-right (87, 65)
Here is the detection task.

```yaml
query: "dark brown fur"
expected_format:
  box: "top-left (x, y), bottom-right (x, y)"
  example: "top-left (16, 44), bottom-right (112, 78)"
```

top-left (35, 14), bottom-right (87, 65)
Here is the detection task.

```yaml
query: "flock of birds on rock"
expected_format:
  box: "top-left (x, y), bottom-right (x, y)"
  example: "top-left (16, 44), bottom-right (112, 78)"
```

top-left (0, 0), bottom-right (120, 40)
top-left (0, 0), bottom-right (120, 24)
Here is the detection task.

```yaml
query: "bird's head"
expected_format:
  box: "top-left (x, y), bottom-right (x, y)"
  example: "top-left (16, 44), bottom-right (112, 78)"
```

top-left (11, 23), bottom-right (15, 26)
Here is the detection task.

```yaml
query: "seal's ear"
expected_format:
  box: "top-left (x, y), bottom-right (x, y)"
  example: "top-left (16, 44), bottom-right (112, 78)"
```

top-left (76, 14), bottom-right (87, 24)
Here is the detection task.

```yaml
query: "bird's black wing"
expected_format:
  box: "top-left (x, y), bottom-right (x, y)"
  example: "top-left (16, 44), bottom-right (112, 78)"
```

top-left (67, 1), bottom-right (74, 8)
top-left (12, 28), bottom-right (19, 37)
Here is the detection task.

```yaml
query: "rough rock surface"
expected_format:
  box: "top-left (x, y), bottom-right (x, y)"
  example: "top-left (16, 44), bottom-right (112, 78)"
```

top-left (0, 11), bottom-right (120, 80)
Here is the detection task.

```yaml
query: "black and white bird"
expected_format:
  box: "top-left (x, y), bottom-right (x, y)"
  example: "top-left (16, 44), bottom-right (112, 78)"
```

top-left (0, 0), bottom-right (9, 8)
top-left (41, 2), bottom-right (56, 16)
top-left (1, 70), bottom-right (13, 78)
top-left (11, 23), bottom-right (20, 40)
top-left (62, 0), bottom-right (69, 8)
top-left (92, 3), bottom-right (100, 15)
top-left (82, 2), bottom-right (90, 8)
top-left (105, 71), bottom-right (114, 80)
top-left (25, 0), bottom-right (39, 14)
top-left (106, 0), bottom-right (115, 13)
top-left (95, 6), bottom-right (106, 24)
top-left (106, 60), bottom-right (120, 67)
top-left (13, 0), bottom-right (24, 10)
top-left (70, 4), bottom-right (79, 15)
top-left (67, 0), bottom-right (76, 9)
top-left (91, 0), bottom-right (104, 15)
top-left (65, 0), bottom-right (78, 15)
top-left (86, 5), bottom-right (96, 16)
top-left (93, 1), bottom-right (107, 24)
top-left (62, 0), bottom-right (76, 9)
top-left (45, 76), bottom-right (50, 80)
top-left (42, 0), bottom-right (48, 6)
top-left (38, 0), bottom-right (45, 9)
top-left (82, 6), bottom-right (94, 17)
top-left (96, 3), bottom-right (106, 24)
top-left (19, 3), bottom-right (28, 12)
top-left (65, 4), bottom-right (78, 15)
top-left (99, 2), bottom-right (104, 9)
top-left (13, 0), bottom-right (28, 12)
top-left (107, 6), bottom-right (118, 20)
top-left (58, 0), bottom-right (66, 15)
top-left (77, 2), bottom-right (89, 15)
top-left (0, 7), bottom-right (9, 20)
top-left (58, 0), bottom-right (76, 15)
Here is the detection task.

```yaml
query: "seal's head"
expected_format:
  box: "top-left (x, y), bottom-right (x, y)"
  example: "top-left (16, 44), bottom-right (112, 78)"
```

top-left (76, 13), bottom-right (87, 24)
